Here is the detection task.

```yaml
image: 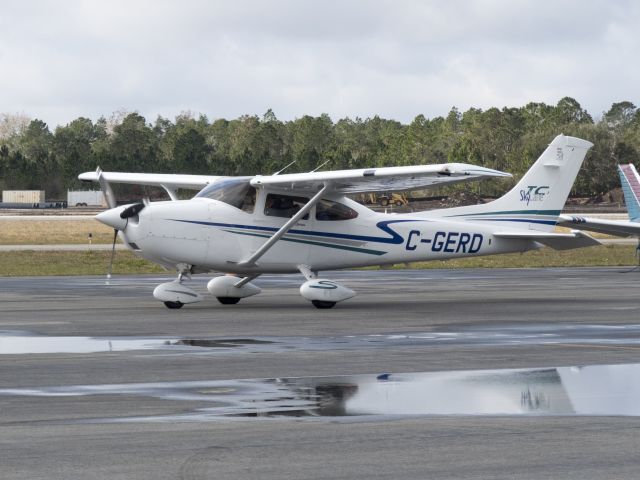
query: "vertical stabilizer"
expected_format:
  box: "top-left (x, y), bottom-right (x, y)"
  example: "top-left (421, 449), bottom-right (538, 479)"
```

top-left (426, 134), bottom-right (593, 232)
top-left (617, 164), bottom-right (640, 222)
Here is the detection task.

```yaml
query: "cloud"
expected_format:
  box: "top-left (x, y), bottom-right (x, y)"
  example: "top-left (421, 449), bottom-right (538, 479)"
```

top-left (0, 0), bottom-right (638, 127)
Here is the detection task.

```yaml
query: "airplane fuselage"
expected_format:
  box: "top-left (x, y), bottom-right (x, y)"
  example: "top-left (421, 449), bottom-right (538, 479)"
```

top-left (122, 195), bottom-right (536, 274)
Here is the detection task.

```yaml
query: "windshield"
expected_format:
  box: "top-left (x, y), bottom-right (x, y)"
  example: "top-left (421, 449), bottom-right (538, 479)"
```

top-left (195, 177), bottom-right (256, 212)
top-left (315, 199), bottom-right (358, 221)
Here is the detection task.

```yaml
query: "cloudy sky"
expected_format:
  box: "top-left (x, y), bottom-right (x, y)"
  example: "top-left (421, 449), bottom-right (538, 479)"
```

top-left (1, 0), bottom-right (638, 127)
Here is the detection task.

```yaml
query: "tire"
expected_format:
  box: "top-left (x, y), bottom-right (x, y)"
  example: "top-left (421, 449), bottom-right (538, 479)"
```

top-left (311, 300), bottom-right (336, 309)
top-left (217, 297), bottom-right (241, 305)
top-left (164, 301), bottom-right (184, 309)
top-left (395, 200), bottom-right (403, 206)
top-left (379, 198), bottom-right (389, 207)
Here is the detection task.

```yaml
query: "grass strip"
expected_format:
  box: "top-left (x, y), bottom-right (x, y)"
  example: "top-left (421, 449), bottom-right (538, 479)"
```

top-left (0, 244), bottom-right (637, 276)
top-left (375, 244), bottom-right (638, 269)
top-left (0, 250), bottom-right (165, 276)
top-left (0, 219), bottom-right (114, 245)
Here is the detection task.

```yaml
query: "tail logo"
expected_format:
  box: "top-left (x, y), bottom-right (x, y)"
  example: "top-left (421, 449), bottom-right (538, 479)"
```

top-left (520, 185), bottom-right (550, 206)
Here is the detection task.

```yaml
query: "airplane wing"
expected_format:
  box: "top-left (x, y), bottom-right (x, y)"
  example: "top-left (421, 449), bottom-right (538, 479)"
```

top-left (250, 163), bottom-right (511, 193)
top-left (78, 170), bottom-right (223, 190)
top-left (79, 163), bottom-right (510, 199)
top-left (493, 230), bottom-right (601, 250)
top-left (557, 214), bottom-right (640, 237)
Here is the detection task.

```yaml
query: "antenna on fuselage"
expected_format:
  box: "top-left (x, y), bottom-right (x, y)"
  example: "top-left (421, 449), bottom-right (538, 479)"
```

top-left (309, 159), bottom-right (330, 173)
top-left (272, 160), bottom-right (297, 176)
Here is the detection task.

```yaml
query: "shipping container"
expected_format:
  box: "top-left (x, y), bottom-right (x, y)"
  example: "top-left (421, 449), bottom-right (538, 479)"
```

top-left (2, 190), bottom-right (46, 204)
top-left (67, 190), bottom-right (106, 207)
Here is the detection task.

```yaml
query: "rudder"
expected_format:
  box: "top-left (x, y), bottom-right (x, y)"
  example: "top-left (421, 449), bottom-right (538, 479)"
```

top-left (617, 164), bottom-right (640, 222)
top-left (429, 134), bottom-right (593, 232)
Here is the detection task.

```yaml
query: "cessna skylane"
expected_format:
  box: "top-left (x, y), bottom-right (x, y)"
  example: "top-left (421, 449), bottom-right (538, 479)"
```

top-left (80, 134), bottom-right (599, 309)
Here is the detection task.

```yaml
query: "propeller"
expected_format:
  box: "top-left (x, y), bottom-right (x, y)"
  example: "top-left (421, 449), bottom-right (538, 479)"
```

top-left (106, 228), bottom-right (118, 280)
top-left (95, 168), bottom-right (118, 281)
top-left (94, 167), bottom-right (148, 281)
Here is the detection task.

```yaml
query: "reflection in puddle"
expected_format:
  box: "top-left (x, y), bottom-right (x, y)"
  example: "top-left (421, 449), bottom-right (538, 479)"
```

top-left (3, 323), bottom-right (640, 355)
top-left (2, 363), bottom-right (640, 421)
top-left (0, 332), bottom-right (275, 355)
top-left (173, 339), bottom-right (274, 349)
top-left (0, 333), bottom-right (169, 354)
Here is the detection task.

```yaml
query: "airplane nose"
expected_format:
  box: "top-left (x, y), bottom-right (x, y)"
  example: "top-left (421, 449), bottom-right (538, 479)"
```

top-left (95, 206), bottom-right (129, 230)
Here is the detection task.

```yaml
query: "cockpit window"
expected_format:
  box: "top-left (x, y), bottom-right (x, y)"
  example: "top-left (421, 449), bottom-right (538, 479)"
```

top-left (315, 199), bottom-right (358, 221)
top-left (195, 177), bottom-right (256, 213)
top-left (264, 193), bottom-right (309, 219)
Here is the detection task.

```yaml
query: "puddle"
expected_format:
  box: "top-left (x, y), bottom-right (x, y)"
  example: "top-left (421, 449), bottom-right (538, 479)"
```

top-left (0, 332), bottom-right (171, 354)
top-left (2, 363), bottom-right (640, 421)
top-left (0, 332), bottom-right (276, 355)
top-left (3, 323), bottom-right (640, 355)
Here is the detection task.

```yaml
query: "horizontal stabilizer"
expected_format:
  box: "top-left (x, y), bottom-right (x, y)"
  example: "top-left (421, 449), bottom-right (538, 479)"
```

top-left (493, 230), bottom-right (600, 250)
top-left (558, 214), bottom-right (640, 237)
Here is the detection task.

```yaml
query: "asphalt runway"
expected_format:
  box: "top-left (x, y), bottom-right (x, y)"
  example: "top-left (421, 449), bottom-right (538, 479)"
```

top-left (2, 268), bottom-right (640, 479)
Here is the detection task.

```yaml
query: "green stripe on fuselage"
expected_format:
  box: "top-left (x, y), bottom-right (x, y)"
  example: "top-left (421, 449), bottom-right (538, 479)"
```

top-left (446, 209), bottom-right (561, 218)
top-left (222, 229), bottom-right (387, 256)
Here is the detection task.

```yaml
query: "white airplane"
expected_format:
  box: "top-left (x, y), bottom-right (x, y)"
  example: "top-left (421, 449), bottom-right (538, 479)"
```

top-left (80, 134), bottom-right (598, 309)
top-left (558, 163), bottom-right (640, 237)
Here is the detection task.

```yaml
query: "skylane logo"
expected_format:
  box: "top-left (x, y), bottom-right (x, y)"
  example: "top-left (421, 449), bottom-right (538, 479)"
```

top-left (520, 185), bottom-right (549, 206)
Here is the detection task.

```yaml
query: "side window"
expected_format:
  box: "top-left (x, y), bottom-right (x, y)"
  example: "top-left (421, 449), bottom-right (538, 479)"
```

top-left (264, 193), bottom-right (309, 219)
top-left (195, 178), bottom-right (255, 213)
top-left (316, 199), bottom-right (358, 221)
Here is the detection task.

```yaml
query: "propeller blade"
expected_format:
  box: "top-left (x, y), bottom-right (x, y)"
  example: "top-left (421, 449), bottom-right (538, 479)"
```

top-left (106, 228), bottom-right (118, 281)
top-left (96, 167), bottom-right (117, 209)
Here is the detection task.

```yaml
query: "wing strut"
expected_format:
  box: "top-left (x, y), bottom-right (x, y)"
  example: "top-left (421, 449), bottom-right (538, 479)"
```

top-left (238, 184), bottom-right (329, 267)
top-left (234, 274), bottom-right (260, 288)
top-left (96, 167), bottom-right (117, 209)
top-left (160, 184), bottom-right (178, 201)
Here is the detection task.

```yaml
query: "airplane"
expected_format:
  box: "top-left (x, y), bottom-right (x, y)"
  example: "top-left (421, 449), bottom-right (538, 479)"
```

top-left (558, 163), bottom-right (640, 238)
top-left (79, 134), bottom-right (599, 309)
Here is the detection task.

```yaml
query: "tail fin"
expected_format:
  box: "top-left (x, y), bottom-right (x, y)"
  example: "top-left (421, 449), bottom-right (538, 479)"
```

top-left (430, 134), bottom-right (593, 232)
top-left (617, 164), bottom-right (640, 222)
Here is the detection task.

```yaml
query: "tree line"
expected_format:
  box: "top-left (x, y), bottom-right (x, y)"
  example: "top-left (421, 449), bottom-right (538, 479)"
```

top-left (1, 97), bottom-right (639, 199)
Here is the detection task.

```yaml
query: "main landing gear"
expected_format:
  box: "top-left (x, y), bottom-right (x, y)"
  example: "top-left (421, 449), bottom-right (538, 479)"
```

top-left (297, 265), bottom-right (355, 309)
top-left (311, 300), bottom-right (337, 309)
top-left (216, 297), bottom-right (241, 305)
top-left (152, 265), bottom-right (356, 309)
top-left (163, 301), bottom-right (184, 309)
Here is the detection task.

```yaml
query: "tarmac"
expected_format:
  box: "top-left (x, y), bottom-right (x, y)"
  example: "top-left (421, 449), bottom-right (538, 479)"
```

top-left (1, 268), bottom-right (640, 479)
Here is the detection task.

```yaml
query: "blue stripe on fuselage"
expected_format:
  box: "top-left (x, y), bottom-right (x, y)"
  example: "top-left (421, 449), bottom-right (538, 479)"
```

top-left (469, 218), bottom-right (558, 226)
top-left (169, 219), bottom-right (425, 245)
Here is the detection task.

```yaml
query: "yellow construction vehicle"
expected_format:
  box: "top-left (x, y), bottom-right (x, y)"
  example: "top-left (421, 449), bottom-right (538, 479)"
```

top-left (377, 192), bottom-right (409, 207)
top-left (354, 192), bottom-right (409, 207)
